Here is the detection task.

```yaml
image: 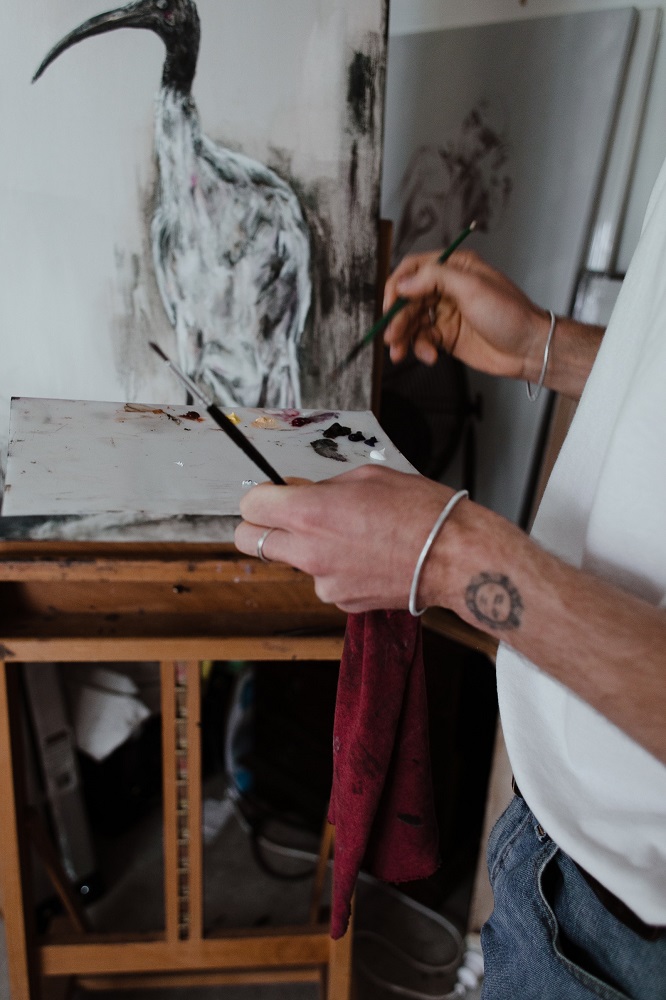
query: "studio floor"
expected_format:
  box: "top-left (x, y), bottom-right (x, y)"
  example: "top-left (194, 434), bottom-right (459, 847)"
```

top-left (0, 776), bottom-right (484, 999)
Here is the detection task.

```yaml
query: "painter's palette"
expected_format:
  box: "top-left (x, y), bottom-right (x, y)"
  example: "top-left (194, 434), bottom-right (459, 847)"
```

top-left (1, 398), bottom-right (415, 540)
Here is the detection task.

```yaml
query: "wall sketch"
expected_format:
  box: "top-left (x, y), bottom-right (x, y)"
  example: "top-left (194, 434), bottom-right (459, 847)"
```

top-left (0, 1), bottom-right (388, 493)
top-left (392, 101), bottom-right (512, 266)
top-left (381, 9), bottom-right (637, 523)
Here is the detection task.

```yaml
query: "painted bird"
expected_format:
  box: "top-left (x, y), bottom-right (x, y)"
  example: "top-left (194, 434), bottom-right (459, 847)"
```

top-left (34, 0), bottom-right (311, 408)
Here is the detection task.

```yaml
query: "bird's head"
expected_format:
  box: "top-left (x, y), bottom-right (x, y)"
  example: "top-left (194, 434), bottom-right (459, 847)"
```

top-left (33, 0), bottom-right (201, 93)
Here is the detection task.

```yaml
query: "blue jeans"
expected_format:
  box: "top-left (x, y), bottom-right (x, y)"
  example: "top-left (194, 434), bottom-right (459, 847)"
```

top-left (480, 795), bottom-right (666, 1000)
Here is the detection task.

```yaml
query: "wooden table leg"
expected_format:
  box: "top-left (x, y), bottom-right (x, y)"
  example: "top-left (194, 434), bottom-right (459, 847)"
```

top-left (326, 895), bottom-right (354, 1000)
top-left (0, 660), bottom-right (42, 998)
top-left (309, 817), bottom-right (335, 925)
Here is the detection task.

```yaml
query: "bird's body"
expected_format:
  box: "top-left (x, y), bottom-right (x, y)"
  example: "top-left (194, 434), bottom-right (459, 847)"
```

top-left (153, 87), bottom-right (311, 406)
top-left (34, 0), bottom-right (311, 408)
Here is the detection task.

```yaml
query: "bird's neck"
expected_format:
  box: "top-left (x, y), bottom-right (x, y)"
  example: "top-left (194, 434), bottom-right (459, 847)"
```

top-left (160, 16), bottom-right (200, 95)
top-left (162, 50), bottom-right (197, 95)
top-left (154, 88), bottom-right (201, 180)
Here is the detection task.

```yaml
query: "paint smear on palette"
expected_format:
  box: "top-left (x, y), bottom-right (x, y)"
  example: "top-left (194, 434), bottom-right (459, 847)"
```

top-left (123, 402), bottom-right (203, 426)
top-left (311, 439), bottom-right (348, 462)
top-left (290, 411), bottom-right (338, 427)
top-left (251, 410), bottom-right (339, 430)
top-left (124, 403), bottom-right (164, 414)
top-left (226, 412), bottom-right (241, 425)
top-left (252, 416), bottom-right (281, 429)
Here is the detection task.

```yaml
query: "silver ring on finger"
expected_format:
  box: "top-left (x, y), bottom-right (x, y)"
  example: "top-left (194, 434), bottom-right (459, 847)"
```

top-left (256, 527), bottom-right (276, 563)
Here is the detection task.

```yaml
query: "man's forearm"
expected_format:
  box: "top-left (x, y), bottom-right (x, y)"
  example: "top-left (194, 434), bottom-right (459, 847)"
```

top-left (423, 500), bottom-right (666, 764)
top-left (525, 315), bottom-right (604, 401)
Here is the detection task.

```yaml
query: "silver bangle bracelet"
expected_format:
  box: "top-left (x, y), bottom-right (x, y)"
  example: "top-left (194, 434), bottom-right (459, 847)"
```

top-left (526, 309), bottom-right (556, 402)
top-left (408, 489), bottom-right (469, 617)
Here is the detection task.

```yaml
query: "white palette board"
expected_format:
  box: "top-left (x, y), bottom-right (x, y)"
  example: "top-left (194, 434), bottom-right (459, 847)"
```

top-left (3, 398), bottom-right (413, 526)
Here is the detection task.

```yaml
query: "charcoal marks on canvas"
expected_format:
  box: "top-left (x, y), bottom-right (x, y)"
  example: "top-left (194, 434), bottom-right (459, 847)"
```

top-left (392, 101), bottom-right (513, 266)
top-left (263, 33), bottom-right (386, 410)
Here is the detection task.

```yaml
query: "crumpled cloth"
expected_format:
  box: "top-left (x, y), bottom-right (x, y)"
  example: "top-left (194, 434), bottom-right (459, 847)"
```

top-left (327, 609), bottom-right (440, 938)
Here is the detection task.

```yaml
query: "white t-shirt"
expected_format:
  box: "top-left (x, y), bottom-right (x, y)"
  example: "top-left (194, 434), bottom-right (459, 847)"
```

top-left (496, 158), bottom-right (666, 926)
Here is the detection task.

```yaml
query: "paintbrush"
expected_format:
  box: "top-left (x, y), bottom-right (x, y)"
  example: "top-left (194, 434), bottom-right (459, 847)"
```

top-left (335, 220), bottom-right (477, 375)
top-left (149, 342), bottom-right (286, 486)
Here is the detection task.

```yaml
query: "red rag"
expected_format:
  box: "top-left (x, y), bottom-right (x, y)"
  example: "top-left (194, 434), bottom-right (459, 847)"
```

top-left (327, 609), bottom-right (439, 939)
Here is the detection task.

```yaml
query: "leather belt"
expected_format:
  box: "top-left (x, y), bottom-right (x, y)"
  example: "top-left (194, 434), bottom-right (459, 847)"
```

top-left (511, 780), bottom-right (665, 941)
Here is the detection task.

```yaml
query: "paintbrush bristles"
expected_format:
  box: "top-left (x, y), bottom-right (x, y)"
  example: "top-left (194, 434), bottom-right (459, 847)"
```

top-left (149, 341), bottom-right (210, 406)
top-left (149, 341), bottom-right (168, 362)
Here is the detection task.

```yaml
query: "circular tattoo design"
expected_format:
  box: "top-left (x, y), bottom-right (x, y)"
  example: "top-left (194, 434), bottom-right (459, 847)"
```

top-left (465, 572), bottom-right (523, 630)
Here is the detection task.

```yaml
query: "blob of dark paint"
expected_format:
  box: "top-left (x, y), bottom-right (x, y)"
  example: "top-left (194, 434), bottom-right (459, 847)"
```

top-left (182, 410), bottom-right (203, 421)
top-left (364, 436), bottom-right (378, 447)
top-left (347, 431), bottom-right (364, 442)
top-left (323, 422), bottom-right (352, 439)
top-left (311, 439), bottom-right (347, 463)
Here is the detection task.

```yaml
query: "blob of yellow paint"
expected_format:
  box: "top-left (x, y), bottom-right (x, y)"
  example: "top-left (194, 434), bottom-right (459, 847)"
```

top-left (251, 416), bottom-right (281, 429)
top-left (225, 412), bottom-right (242, 425)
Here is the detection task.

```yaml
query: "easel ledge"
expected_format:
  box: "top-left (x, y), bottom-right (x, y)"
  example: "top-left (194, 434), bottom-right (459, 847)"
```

top-left (0, 539), bottom-right (347, 663)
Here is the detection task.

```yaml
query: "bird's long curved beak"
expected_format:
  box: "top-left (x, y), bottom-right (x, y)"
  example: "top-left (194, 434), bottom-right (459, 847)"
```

top-left (33, 2), bottom-right (159, 82)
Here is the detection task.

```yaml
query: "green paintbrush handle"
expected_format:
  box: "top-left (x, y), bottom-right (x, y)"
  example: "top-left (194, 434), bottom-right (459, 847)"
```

top-left (336, 220), bottom-right (477, 374)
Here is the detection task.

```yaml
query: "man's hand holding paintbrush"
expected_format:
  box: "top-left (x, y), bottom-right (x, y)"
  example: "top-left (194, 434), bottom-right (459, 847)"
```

top-left (382, 246), bottom-right (560, 386)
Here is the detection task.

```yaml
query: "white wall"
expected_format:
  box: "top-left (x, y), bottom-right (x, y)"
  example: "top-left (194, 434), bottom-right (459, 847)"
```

top-left (389, 1), bottom-right (666, 271)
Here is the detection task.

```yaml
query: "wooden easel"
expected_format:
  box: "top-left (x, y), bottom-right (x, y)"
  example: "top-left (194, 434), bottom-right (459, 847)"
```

top-left (0, 220), bottom-right (399, 999)
top-left (0, 540), bottom-right (352, 998)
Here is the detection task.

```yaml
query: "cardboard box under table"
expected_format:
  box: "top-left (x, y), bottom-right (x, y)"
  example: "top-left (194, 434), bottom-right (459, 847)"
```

top-left (0, 396), bottom-right (415, 998)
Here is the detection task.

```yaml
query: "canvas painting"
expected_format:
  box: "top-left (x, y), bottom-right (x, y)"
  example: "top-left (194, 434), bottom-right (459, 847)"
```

top-left (0, 1), bottom-right (388, 493)
top-left (381, 9), bottom-right (636, 524)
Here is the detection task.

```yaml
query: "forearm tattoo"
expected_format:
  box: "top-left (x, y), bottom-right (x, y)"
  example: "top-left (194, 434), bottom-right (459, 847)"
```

top-left (465, 572), bottom-right (523, 630)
